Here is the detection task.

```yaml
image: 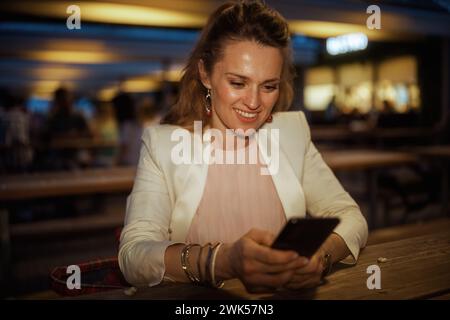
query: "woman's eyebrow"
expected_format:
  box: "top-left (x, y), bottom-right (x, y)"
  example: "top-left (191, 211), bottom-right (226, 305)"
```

top-left (225, 72), bottom-right (280, 83)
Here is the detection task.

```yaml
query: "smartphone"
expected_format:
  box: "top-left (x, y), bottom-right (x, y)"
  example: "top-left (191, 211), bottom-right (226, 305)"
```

top-left (271, 217), bottom-right (340, 258)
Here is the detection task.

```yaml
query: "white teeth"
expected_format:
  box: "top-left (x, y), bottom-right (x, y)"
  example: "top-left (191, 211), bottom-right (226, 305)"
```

top-left (234, 109), bottom-right (257, 118)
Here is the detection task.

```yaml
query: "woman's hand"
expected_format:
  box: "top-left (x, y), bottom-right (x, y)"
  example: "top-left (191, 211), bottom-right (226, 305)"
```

top-left (283, 250), bottom-right (325, 290)
top-left (217, 228), bottom-right (309, 293)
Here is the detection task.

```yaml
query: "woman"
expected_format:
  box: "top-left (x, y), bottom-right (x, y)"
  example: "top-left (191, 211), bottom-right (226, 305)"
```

top-left (119, 0), bottom-right (367, 293)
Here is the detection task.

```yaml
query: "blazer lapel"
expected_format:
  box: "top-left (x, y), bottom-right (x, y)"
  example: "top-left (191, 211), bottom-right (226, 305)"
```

top-left (170, 138), bottom-right (209, 242)
top-left (257, 127), bottom-right (306, 221)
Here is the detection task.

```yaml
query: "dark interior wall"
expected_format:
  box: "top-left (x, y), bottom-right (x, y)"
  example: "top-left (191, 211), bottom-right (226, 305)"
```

top-left (416, 37), bottom-right (444, 127)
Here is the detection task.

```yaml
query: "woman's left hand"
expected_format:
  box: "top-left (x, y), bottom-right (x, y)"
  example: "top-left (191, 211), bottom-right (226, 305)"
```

top-left (283, 251), bottom-right (325, 290)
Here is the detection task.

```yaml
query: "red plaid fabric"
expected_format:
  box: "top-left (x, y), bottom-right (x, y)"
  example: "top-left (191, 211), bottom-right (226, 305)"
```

top-left (49, 257), bottom-right (130, 296)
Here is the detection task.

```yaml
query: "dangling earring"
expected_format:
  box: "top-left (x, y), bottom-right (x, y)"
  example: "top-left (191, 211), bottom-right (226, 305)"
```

top-left (266, 114), bottom-right (273, 123)
top-left (205, 89), bottom-right (212, 116)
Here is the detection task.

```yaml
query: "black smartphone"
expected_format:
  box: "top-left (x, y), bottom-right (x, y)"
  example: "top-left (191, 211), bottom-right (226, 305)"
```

top-left (271, 217), bottom-right (340, 258)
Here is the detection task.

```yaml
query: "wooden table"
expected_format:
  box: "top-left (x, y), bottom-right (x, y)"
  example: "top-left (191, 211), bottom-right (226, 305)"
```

top-left (76, 228), bottom-right (450, 300)
top-left (321, 149), bottom-right (418, 228)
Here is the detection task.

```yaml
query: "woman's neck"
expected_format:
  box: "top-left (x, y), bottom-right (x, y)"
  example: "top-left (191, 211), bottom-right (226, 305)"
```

top-left (209, 115), bottom-right (256, 151)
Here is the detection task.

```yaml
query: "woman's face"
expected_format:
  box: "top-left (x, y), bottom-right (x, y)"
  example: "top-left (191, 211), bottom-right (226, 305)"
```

top-left (199, 40), bottom-right (283, 133)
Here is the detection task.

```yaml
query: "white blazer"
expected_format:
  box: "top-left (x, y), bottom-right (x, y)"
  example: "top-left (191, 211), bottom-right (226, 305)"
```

top-left (119, 111), bottom-right (368, 286)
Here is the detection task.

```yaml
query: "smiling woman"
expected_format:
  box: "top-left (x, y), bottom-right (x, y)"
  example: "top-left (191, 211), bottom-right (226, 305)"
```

top-left (198, 41), bottom-right (282, 130)
top-left (161, 0), bottom-right (295, 130)
top-left (119, 0), bottom-right (368, 294)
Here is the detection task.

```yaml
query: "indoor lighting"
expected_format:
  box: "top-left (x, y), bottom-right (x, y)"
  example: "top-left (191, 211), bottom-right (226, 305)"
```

top-left (326, 33), bottom-right (368, 55)
top-left (23, 50), bottom-right (120, 64)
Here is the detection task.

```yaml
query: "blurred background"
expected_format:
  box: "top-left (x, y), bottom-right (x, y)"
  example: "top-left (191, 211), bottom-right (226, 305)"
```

top-left (0, 0), bottom-right (449, 299)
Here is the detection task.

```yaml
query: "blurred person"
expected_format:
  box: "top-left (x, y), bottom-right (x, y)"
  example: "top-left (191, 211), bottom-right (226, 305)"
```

top-left (159, 81), bottom-right (179, 117)
top-left (44, 87), bottom-right (92, 169)
top-left (112, 92), bottom-right (141, 166)
top-left (0, 88), bottom-right (8, 146)
top-left (91, 101), bottom-right (119, 167)
top-left (138, 96), bottom-right (162, 128)
top-left (0, 91), bottom-right (33, 173)
top-left (324, 95), bottom-right (338, 124)
top-left (45, 87), bottom-right (91, 139)
top-left (119, 0), bottom-right (368, 293)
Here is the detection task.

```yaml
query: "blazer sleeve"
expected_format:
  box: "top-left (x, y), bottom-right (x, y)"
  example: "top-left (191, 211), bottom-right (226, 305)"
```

top-left (299, 112), bottom-right (368, 263)
top-left (118, 126), bottom-right (180, 286)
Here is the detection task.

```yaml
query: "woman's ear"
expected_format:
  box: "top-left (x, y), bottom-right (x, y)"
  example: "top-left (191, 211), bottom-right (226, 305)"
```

top-left (198, 59), bottom-right (211, 89)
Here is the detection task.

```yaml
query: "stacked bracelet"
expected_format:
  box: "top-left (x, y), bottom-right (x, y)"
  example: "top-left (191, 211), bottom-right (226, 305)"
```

top-left (181, 244), bottom-right (201, 284)
top-left (181, 242), bottom-right (224, 288)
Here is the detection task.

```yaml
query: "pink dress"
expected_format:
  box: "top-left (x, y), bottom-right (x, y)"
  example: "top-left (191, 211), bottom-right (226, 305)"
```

top-left (186, 144), bottom-right (287, 244)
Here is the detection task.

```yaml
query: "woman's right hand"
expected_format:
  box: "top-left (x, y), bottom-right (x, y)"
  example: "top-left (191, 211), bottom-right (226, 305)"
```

top-left (217, 228), bottom-right (309, 293)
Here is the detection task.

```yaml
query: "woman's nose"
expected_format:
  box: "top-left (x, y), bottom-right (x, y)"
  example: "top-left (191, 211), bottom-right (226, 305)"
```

top-left (244, 87), bottom-right (261, 110)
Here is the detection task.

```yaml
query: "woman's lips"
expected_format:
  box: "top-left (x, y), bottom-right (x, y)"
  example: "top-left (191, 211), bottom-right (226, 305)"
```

top-left (233, 108), bottom-right (258, 123)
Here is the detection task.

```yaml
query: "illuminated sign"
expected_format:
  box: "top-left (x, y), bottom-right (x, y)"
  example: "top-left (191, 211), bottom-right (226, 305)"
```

top-left (326, 33), bottom-right (368, 55)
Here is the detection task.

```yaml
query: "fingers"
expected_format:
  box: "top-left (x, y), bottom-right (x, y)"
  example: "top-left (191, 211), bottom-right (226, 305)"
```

top-left (246, 228), bottom-right (276, 247)
top-left (250, 244), bottom-right (300, 265)
top-left (235, 229), bottom-right (319, 292)
top-left (240, 228), bottom-right (309, 271)
top-left (294, 254), bottom-right (323, 275)
top-left (244, 256), bottom-right (309, 274)
top-left (285, 255), bottom-right (324, 290)
top-left (244, 230), bottom-right (300, 265)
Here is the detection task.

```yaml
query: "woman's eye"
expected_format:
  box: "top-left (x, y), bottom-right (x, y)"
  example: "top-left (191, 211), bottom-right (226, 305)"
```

top-left (230, 82), bottom-right (244, 88)
top-left (264, 85), bottom-right (278, 91)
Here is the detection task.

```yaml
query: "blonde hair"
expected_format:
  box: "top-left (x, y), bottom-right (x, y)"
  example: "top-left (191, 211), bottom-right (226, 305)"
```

top-left (162, 0), bottom-right (295, 130)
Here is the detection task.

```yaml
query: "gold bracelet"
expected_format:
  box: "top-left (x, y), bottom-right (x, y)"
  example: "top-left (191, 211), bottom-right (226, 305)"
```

top-left (197, 243), bottom-right (211, 284)
top-left (181, 244), bottom-right (201, 283)
top-left (205, 242), bottom-right (224, 288)
top-left (210, 243), bottom-right (224, 288)
top-left (205, 243), bottom-right (216, 286)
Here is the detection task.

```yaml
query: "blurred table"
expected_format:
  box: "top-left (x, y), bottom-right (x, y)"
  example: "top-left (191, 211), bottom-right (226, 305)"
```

top-left (0, 167), bottom-right (135, 201)
top-left (0, 166), bottom-right (135, 296)
top-left (34, 138), bottom-right (118, 150)
top-left (75, 224), bottom-right (450, 300)
top-left (322, 149), bottom-right (417, 171)
top-left (367, 217), bottom-right (450, 245)
top-left (410, 145), bottom-right (450, 158)
top-left (321, 149), bottom-right (418, 228)
top-left (410, 145), bottom-right (450, 216)
top-left (311, 127), bottom-right (433, 144)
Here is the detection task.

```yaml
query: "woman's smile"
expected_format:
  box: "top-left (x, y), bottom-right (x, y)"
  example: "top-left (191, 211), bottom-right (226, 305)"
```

top-left (233, 108), bottom-right (259, 122)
